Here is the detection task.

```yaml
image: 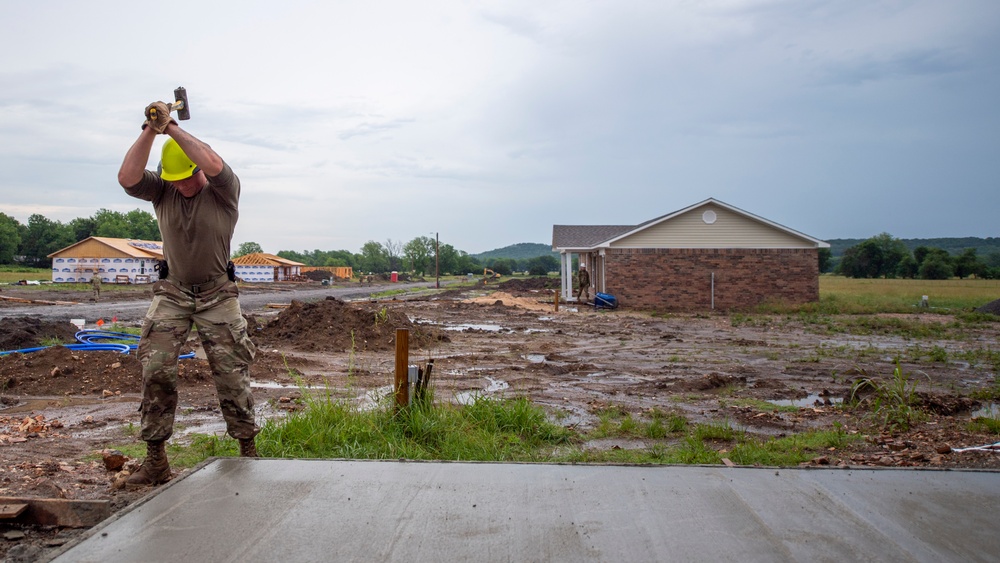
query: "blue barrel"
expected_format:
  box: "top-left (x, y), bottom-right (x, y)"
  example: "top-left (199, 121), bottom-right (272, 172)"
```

top-left (594, 292), bottom-right (618, 309)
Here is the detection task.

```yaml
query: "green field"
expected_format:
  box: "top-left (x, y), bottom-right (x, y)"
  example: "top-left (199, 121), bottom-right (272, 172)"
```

top-left (813, 276), bottom-right (999, 314)
top-left (0, 267), bottom-right (50, 283)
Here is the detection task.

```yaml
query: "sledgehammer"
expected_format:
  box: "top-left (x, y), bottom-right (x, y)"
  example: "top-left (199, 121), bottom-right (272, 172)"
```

top-left (148, 86), bottom-right (191, 122)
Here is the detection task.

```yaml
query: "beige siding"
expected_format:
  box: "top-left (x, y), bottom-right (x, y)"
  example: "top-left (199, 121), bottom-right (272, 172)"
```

top-left (610, 204), bottom-right (813, 249)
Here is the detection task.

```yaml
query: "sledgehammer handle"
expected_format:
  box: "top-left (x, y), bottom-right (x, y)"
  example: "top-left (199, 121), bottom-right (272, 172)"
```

top-left (146, 87), bottom-right (190, 122)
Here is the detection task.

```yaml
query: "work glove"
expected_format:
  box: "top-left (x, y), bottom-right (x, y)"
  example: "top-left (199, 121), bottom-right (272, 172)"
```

top-left (142, 101), bottom-right (176, 134)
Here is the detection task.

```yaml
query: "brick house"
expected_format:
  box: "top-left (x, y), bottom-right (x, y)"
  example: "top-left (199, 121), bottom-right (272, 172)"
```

top-left (552, 198), bottom-right (830, 312)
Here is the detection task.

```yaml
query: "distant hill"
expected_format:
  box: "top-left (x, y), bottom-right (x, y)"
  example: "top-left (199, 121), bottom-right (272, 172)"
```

top-left (473, 243), bottom-right (557, 261)
top-left (828, 237), bottom-right (1000, 258)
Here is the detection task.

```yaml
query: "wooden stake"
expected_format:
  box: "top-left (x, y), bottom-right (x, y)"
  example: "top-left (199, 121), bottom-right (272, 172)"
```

top-left (394, 329), bottom-right (409, 409)
top-left (554, 289), bottom-right (560, 312)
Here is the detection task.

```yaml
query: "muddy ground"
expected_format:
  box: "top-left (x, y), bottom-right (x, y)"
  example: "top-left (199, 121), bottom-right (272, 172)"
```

top-left (1, 279), bottom-right (999, 560)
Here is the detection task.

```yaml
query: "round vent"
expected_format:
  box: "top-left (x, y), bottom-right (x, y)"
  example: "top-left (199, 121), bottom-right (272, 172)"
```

top-left (702, 210), bottom-right (717, 224)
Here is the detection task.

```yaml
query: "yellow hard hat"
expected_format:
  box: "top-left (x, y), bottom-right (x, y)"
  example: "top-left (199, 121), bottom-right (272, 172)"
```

top-left (158, 138), bottom-right (197, 181)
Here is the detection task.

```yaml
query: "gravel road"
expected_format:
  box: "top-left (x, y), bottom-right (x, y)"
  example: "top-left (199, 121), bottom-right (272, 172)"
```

top-left (0, 281), bottom-right (441, 324)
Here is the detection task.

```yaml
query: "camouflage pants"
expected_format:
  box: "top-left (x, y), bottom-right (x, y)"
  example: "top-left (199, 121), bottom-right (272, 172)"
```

top-left (137, 279), bottom-right (257, 442)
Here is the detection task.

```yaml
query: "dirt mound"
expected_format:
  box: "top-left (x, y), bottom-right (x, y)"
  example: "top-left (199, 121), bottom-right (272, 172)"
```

top-left (0, 345), bottom-right (297, 397)
top-left (0, 347), bottom-right (144, 395)
top-left (302, 270), bottom-right (330, 282)
top-left (463, 292), bottom-right (557, 312)
top-left (0, 317), bottom-right (80, 352)
top-left (975, 298), bottom-right (1000, 316)
top-left (256, 297), bottom-right (448, 352)
top-left (499, 277), bottom-right (559, 292)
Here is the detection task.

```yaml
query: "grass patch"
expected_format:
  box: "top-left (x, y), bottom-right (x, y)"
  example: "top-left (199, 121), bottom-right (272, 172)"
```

top-left (0, 267), bottom-right (51, 282)
top-left (259, 394), bottom-right (572, 461)
top-left (819, 277), bottom-right (1000, 314)
top-left (567, 423), bottom-right (858, 466)
top-left (968, 417), bottom-right (1000, 435)
top-left (104, 392), bottom-right (862, 470)
top-left (591, 406), bottom-right (687, 439)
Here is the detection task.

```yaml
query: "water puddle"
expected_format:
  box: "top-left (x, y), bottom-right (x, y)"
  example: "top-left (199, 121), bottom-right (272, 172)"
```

top-left (972, 403), bottom-right (1000, 419)
top-left (522, 354), bottom-right (546, 363)
top-left (769, 394), bottom-right (843, 408)
top-left (443, 323), bottom-right (504, 332)
top-left (455, 377), bottom-right (510, 405)
top-left (251, 381), bottom-right (300, 390)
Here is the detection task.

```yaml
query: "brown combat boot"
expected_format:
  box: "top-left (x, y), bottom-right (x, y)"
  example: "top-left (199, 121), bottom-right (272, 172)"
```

top-left (239, 438), bottom-right (259, 458)
top-left (126, 440), bottom-right (171, 489)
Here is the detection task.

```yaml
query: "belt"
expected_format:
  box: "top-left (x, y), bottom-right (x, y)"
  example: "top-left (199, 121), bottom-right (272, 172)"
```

top-left (167, 273), bottom-right (230, 294)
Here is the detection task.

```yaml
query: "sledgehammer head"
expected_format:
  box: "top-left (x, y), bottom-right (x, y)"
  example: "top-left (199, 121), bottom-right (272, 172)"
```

top-left (173, 86), bottom-right (190, 120)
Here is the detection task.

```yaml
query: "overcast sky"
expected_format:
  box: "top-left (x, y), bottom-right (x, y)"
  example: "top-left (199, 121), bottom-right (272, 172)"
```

top-left (1, 1), bottom-right (997, 255)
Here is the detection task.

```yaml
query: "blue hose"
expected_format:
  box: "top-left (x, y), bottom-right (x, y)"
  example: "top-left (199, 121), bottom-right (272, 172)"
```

top-left (0, 329), bottom-right (196, 359)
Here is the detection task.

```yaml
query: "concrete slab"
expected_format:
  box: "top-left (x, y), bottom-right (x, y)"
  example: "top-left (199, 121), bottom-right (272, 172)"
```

top-left (56, 460), bottom-right (999, 562)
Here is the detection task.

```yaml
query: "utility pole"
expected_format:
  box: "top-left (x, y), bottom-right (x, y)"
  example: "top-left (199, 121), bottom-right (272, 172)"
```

top-left (435, 232), bottom-right (440, 289)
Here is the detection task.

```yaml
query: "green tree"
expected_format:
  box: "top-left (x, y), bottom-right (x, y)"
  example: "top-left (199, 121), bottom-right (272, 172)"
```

top-left (404, 236), bottom-right (434, 274)
top-left (359, 241), bottom-right (390, 273)
top-left (233, 241), bottom-right (264, 258)
top-left (895, 254), bottom-right (919, 279)
top-left (488, 257), bottom-right (516, 276)
top-left (455, 252), bottom-right (481, 275)
top-left (124, 209), bottom-right (160, 240)
top-left (526, 255), bottom-right (559, 275)
top-left (0, 212), bottom-right (22, 264)
top-left (985, 251), bottom-right (1000, 269)
top-left (89, 209), bottom-right (159, 240)
top-left (919, 253), bottom-right (954, 280)
top-left (69, 216), bottom-right (97, 241)
top-left (436, 243), bottom-right (459, 275)
top-left (384, 239), bottom-right (404, 272)
top-left (20, 214), bottom-right (74, 268)
top-left (954, 248), bottom-right (985, 279)
top-left (818, 248), bottom-right (832, 273)
top-left (837, 233), bottom-right (908, 278)
top-left (93, 209), bottom-right (130, 238)
top-left (913, 246), bottom-right (932, 267)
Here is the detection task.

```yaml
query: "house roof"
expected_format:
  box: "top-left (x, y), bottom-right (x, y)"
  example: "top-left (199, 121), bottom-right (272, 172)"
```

top-left (552, 198), bottom-right (830, 251)
top-left (48, 236), bottom-right (164, 259)
top-left (551, 225), bottom-right (634, 250)
top-left (231, 253), bottom-right (305, 267)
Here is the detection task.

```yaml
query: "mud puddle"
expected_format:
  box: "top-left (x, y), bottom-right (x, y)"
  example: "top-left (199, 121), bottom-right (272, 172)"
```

top-left (455, 377), bottom-right (510, 404)
top-left (770, 394), bottom-right (843, 408)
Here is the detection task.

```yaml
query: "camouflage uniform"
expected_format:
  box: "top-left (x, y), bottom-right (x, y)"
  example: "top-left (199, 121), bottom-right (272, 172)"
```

top-left (125, 162), bottom-right (258, 442)
top-left (576, 267), bottom-right (591, 301)
top-left (138, 278), bottom-right (257, 441)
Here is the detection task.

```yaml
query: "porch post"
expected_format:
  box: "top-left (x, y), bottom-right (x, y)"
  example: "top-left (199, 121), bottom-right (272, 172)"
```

top-left (561, 252), bottom-right (572, 302)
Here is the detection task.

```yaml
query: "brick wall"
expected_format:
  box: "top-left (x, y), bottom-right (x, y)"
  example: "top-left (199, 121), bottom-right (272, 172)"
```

top-left (604, 248), bottom-right (819, 311)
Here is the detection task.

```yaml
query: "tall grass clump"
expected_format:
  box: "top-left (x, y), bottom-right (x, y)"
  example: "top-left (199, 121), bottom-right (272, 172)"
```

top-left (848, 360), bottom-right (927, 433)
top-left (257, 394), bottom-right (572, 462)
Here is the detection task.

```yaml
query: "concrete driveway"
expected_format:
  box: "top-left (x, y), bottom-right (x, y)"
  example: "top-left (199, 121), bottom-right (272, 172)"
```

top-left (54, 459), bottom-right (999, 562)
